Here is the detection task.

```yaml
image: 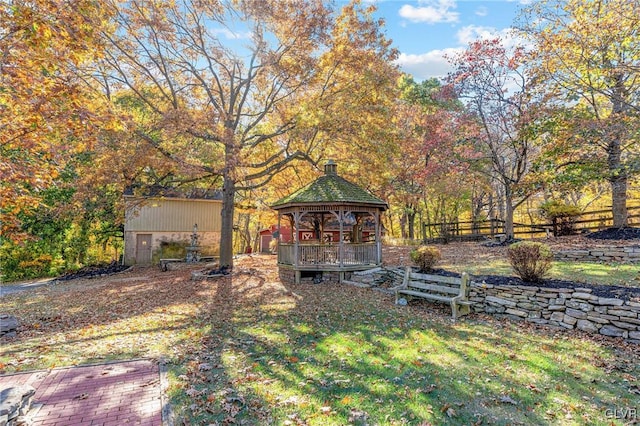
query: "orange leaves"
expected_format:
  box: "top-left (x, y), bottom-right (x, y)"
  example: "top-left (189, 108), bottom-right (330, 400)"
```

top-left (340, 395), bottom-right (353, 405)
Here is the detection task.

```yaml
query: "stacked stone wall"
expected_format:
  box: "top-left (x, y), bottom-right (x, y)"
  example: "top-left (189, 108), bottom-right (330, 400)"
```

top-left (278, 264), bottom-right (640, 344)
top-left (469, 282), bottom-right (640, 344)
top-left (554, 245), bottom-right (640, 263)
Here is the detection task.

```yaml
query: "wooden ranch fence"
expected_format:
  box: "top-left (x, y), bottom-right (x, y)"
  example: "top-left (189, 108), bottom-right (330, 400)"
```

top-left (422, 206), bottom-right (640, 242)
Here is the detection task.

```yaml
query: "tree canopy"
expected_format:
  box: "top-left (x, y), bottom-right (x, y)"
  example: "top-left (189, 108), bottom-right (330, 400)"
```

top-left (2, 0), bottom-right (639, 279)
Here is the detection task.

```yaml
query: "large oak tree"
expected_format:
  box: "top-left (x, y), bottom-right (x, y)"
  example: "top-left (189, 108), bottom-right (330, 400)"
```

top-left (94, 0), bottom-right (397, 267)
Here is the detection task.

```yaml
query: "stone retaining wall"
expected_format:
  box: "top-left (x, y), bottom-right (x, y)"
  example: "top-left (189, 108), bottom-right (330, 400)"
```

top-left (554, 245), bottom-right (640, 263)
top-left (469, 282), bottom-right (640, 344)
top-left (280, 265), bottom-right (640, 344)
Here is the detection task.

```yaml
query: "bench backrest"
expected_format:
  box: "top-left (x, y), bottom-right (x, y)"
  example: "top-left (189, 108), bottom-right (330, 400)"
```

top-left (403, 267), bottom-right (469, 298)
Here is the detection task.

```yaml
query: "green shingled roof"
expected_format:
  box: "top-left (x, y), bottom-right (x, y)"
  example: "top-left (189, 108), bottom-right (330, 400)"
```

top-left (271, 165), bottom-right (387, 210)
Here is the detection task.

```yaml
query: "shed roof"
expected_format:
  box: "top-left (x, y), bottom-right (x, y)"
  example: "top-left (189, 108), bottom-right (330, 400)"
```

top-left (271, 161), bottom-right (387, 210)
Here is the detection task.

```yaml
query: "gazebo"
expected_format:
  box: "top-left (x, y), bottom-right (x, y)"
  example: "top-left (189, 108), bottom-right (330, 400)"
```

top-left (271, 161), bottom-right (387, 283)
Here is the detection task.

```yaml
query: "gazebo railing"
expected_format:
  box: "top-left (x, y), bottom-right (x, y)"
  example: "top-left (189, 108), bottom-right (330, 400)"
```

top-left (342, 243), bottom-right (377, 265)
top-left (278, 243), bottom-right (378, 267)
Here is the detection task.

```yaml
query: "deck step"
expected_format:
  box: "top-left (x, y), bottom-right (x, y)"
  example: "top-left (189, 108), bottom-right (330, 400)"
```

top-left (341, 280), bottom-right (371, 288)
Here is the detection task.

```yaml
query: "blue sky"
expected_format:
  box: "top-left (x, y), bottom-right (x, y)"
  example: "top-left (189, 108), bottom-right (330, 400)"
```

top-left (366, 0), bottom-right (524, 80)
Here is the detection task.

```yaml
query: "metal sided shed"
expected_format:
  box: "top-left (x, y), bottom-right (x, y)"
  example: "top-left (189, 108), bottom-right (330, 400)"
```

top-left (271, 161), bottom-right (387, 283)
top-left (124, 196), bottom-right (222, 265)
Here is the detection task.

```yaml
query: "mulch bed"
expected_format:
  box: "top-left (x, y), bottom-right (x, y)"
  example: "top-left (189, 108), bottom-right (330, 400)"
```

top-left (56, 262), bottom-right (130, 281)
top-left (479, 227), bottom-right (640, 300)
top-left (474, 274), bottom-right (640, 301)
top-left (406, 268), bottom-right (640, 301)
top-left (586, 226), bottom-right (640, 240)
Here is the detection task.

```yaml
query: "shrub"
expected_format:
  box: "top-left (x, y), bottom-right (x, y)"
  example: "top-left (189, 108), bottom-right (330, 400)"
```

top-left (1, 241), bottom-right (61, 281)
top-left (410, 245), bottom-right (441, 272)
top-left (153, 241), bottom-right (188, 264)
top-left (539, 200), bottom-right (581, 236)
top-left (507, 241), bottom-right (553, 282)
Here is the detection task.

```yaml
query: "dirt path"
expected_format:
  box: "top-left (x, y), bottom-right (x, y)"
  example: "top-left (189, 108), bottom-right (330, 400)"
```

top-left (0, 279), bottom-right (56, 297)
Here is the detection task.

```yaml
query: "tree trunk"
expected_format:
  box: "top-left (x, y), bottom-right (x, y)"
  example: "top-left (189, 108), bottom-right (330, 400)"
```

top-left (504, 188), bottom-right (515, 240)
top-left (609, 76), bottom-right (629, 228)
top-left (219, 130), bottom-right (236, 268)
top-left (610, 173), bottom-right (628, 228)
top-left (219, 175), bottom-right (235, 268)
top-left (407, 209), bottom-right (416, 240)
top-left (386, 211), bottom-right (395, 238)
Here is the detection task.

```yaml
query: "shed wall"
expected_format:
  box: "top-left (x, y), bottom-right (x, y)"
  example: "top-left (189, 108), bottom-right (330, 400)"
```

top-left (123, 196), bottom-right (222, 265)
top-left (125, 197), bottom-right (222, 232)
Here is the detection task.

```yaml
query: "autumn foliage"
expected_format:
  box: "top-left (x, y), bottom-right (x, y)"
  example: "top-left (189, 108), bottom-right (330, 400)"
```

top-left (0, 1), bottom-right (112, 241)
top-left (410, 245), bottom-right (442, 272)
top-left (1, 0), bottom-right (638, 278)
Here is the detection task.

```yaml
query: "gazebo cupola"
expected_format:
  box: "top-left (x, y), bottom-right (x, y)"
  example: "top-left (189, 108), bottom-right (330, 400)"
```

top-left (271, 161), bottom-right (387, 284)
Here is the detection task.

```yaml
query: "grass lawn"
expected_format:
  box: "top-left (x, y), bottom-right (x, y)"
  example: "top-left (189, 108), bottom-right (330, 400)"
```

top-left (1, 253), bottom-right (638, 425)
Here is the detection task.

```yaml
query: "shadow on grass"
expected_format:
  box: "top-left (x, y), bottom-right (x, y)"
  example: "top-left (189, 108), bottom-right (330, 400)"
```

top-left (0, 268), bottom-right (226, 370)
top-left (169, 267), bottom-right (636, 425)
top-left (3, 259), bottom-right (633, 424)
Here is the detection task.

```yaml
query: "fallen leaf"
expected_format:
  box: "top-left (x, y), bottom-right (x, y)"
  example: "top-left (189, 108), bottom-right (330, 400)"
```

top-left (341, 395), bottom-right (353, 405)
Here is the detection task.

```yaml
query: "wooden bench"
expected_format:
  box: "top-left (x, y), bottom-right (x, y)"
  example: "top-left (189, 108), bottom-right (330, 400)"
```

top-left (393, 266), bottom-right (472, 320)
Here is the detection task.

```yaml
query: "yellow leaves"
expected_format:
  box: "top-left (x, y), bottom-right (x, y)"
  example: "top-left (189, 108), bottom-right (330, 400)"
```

top-left (1, 1), bottom-right (114, 242)
top-left (340, 395), bottom-right (353, 405)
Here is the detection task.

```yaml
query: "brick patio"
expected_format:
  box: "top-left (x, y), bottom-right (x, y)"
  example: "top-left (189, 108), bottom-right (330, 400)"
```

top-left (0, 359), bottom-right (165, 425)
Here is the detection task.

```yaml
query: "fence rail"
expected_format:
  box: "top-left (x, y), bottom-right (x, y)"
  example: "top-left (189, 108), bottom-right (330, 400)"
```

top-left (422, 206), bottom-right (640, 242)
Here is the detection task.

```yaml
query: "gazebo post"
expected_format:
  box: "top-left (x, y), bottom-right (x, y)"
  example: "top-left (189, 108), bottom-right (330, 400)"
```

top-left (375, 211), bottom-right (382, 264)
top-left (293, 210), bottom-right (301, 284)
top-left (276, 213), bottom-right (281, 255)
top-left (338, 210), bottom-right (344, 282)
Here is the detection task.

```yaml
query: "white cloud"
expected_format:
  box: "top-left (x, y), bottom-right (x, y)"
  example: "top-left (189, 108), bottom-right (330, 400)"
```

top-left (456, 25), bottom-right (525, 50)
top-left (394, 26), bottom-right (531, 81)
top-left (398, 0), bottom-right (460, 24)
top-left (475, 6), bottom-right (488, 17)
top-left (395, 47), bottom-right (463, 80)
top-left (210, 27), bottom-right (251, 40)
